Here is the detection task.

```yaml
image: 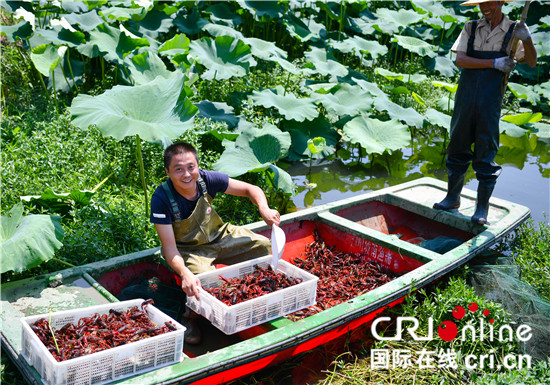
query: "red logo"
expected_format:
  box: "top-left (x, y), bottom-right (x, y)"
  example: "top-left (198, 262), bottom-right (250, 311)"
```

top-left (437, 302), bottom-right (494, 341)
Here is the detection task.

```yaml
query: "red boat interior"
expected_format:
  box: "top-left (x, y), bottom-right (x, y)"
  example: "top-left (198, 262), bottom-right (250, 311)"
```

top-left (335, 200), bottom-right (474, 251)
top-left (96, 217), bottom-right (435, 357)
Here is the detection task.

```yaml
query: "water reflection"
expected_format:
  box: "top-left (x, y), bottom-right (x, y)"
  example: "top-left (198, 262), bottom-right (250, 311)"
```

top-left (286, 134), bottom-right (550, 225)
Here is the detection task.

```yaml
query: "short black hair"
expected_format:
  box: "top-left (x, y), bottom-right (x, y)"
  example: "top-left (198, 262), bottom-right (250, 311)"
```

top-left (163, 142), bottom-right (199, 170)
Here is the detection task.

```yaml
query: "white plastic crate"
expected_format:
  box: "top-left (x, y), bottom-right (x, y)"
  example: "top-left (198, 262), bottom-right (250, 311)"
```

top-left (20, 299), bottom-right (185, 385)
top-left (187, 255), bottom-right (318, 334)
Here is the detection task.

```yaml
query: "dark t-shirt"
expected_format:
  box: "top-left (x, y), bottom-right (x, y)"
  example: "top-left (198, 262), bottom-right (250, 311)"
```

top-left (149, 169), bottom-right (229, 225)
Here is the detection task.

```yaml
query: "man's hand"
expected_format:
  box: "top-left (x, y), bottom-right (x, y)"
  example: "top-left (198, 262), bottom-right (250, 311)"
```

top-left (514, 21), bottom-right (531, 41)
top-left (494, 57), bottom-right (516, 73)
top-left (259, 207), bottom-right (280, 227)
top-left (180, 267), bottom-right (202, 300)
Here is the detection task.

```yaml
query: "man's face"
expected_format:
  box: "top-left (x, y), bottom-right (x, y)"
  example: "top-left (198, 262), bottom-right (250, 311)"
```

top-left (165, 152), bottom-right (200, 195)
top-left (480, 1), bottom-right (503, 23)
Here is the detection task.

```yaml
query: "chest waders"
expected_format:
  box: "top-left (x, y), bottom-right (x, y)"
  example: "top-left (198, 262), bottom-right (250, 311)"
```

top-left (162, 177), bottom-right (271, 274)
top-left (437, 21), bottom-right (515, 225)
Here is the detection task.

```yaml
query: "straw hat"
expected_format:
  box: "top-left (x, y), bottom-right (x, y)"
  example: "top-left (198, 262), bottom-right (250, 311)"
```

top-left (460, 0), bottom-right (513, 5)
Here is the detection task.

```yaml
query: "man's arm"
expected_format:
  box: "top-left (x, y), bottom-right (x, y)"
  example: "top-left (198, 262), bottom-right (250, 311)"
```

top-left (154, 223), bottom-right (201, 299)
top-left (224, 178), bottom-right (280, 227)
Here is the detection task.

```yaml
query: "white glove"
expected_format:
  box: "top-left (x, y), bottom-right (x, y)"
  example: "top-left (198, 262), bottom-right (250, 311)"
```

top-left (514, 21), bottom-right (531, 41)
top-left (494, 57), bottom-right (516, 73)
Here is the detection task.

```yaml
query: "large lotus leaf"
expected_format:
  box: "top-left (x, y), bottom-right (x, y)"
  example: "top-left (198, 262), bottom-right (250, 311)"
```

top-left (213, 123), bottom-right (293, 192)
top-left (330, 36), bottom-right (388, 61)
top-left (435, 95), bottom-right (455, 113)
top-left (0, 20), bottom-right (33, 42)
top-left (432, 80), bottom-right (458, 93)
top-left (350, 15), bottom-right (377, 36)
top-left (283, 13), bottom-right (323, 42)
top-left (265, 165), bottom-right (294, 194)
top-left (68, 72), bottom-right (198, 145)
top-left (499, 120), bottom-right (529, 137)
top-left (282, 117), bottom-right (339, 161)
top-left (352, 78), bottom-right (388, 99)
top-left (21, 189), bottom-right (95, 216)
top-left (205, 3), bottom-right (243, 27)
top-left (526, 122), bottom-right (550, 139)
top-left (375, 8), bottom-right (425, 30)
top-left (174, 8), bottom-right (209, 35)
top-left (135, 9), bottom-right (174, 39)
top-left (423, 54), bottom-right (458, 77)
top-left (36, 25), bottom-right (86, 47)
top-left (310, 83), bottom-right (374, 117)
top-left (126, 51), bottom-right (172, 85)
top-left (343, 115), bottom-right (411, 155)
top-left (30, 44), bottom-right (64, 76)
top-left (195, 101), bottom-right (239, 129)
top-left (393, 35), bottom-right (436, 58)
top-left (47, 55), bottom-right (85, 93)
top-left (239, 1), bottom-right (284, 20)
top-left (159, 34), bottom-right (190, 57)
top-left (62, 10), bottom-right (104, 32)
top-left (304, 47), bottom-right (348, 78)
top-left (269, 56), bottom-right (300, 75)
top-left (87, 23), bottom-right (150, 64)
top-left (375, 68), bottom-right (427, 83)
top-left (250, 85), bottom-right (319, 122)
top-left (99, 6), bottom-right (148, 22)
top-left (0, 203), bottom-right (64, 274)
top-left (507, 82), bottom-right (540, 105)
top-left (203, 23), bottom-right (245, 40)
top-left (243, 37), bottom-right (287, 60)
top-left (531, 30), bottom-right (550, 56)
top-left (424, 108), bottom-right (451, 132)
top-left (189, 36), bottom-right (254, 80)
top-left (502, 112), bottom-right (542, 126)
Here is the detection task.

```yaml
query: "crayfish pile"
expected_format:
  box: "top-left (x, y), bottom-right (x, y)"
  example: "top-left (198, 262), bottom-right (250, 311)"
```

top-left (289, 232), bottom-right (399, 320)
top-left (205, 264), bottom-right (303, 306)
top-left (29, 299), bottom-right (177, 362)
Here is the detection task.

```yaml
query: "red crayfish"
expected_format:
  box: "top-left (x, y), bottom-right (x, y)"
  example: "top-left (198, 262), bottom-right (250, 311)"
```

top-left (29, 299), bottom-right (177, 362)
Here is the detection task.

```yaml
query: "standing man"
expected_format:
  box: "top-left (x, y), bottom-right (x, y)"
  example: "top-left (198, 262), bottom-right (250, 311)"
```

top-left (151, 142), bottom-right (280, 344)
top-left (433, 0), bottom-right (537, 224)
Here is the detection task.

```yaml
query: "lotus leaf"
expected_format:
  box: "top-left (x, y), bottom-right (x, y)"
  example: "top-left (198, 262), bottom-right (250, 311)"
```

top-left (393, 35), bottom-right (436, 58)
top-left (30, 44), bottom-right (64, 76)
top-left (375, 68), bottom-right (427, 83)
top-left (21, 189), bottom-right (95, 216)
top-left (308, 137), bottom-right (326, 155)
top-left (159, 34), bottom-right (191, 56)
top-left (343, 115), bottom-right (411, 155)
top-left (269, 56), bottom-right (300, 75)
top-left (195, 101), bottom-right (239, 129)
top-left (35, 25), bottom-right (86, 47)
top-left (136, 10), bottom-right (175, 39)
top-left (87, 23), bottom-right (150, 65)
top-left (250, 86), bottom-right (319, 122)
top-left (412, 92), bottom-right (425, 106)
top-left (373, 97), bottom-right (425, 129)
top-left (526, 122), bottom-right (550, 139)
top-left (283, 13), bottom-right (324, 42)
top-left (0, 20), bottom-right (33, 42)
top-left (304, 47), bottom-right (348, 78)
top-left (62, 10), bottom-right (104, 32)
top-left (243, 37), bottom-right (287, 60)
top-left (189, 36), bottom-right (254, 80)
top-left (310, 83), bottom-right (373, 117)
top-left (330, 36), bottom-right (388, 61)
top-left (424, 108), bottom-right (451, 132)
top-left (68, 71), bottom-right (197, 145)
top-left (205, 3), bottom-right (243, 27)
top-left (0, 203), bottom-right (64, 274)
top-left (213, 123), bottom-right (293, 193)
top-left (203, 23), bottom-right (245, 40)
top-left (375, 8), bottom-right (424, 30)
top-left (424, 54), bottom-right (458, 77)
top-left (99, 6), bottom-right (148, 22)
top-left (502, 112), bottom-right (542, 126)
top-left (174, 9), bottom-right (209, 35)
top-left (239, 1), bottom-right (284, 20)
top-left (126, 51), bottom-right (172, 85)
top-left (282, 117), bottom-right (339, 161)
top-left (507, 82), bottom-right (540, 105)
top-left (499, 120), bottom-right (529, 137)
top-left (432, 80), bottom-right (458, 93)
top-left (350, 13), bottom-right (377, 36)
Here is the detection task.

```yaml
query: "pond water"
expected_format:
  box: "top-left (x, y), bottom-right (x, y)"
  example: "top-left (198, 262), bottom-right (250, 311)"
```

top-left (287, 133), bottom-right (550, 226)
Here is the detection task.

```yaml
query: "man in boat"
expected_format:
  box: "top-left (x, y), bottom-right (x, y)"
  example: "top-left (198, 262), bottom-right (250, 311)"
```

top-left (150, 142), bottom-right (280, 344)
top-left (433, 0), bottom-right (537, 224)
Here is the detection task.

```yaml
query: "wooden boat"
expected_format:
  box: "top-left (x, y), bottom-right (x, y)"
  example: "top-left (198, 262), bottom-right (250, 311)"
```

top-left (0, 177), bottom-right (530, 385)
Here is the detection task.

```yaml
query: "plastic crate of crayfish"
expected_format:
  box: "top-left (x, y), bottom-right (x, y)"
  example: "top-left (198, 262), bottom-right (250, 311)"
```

top-left (186, 255), bottom-right (319, 335)
top-left (20, 298), bottom-right (185, 385)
